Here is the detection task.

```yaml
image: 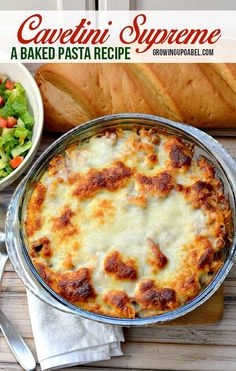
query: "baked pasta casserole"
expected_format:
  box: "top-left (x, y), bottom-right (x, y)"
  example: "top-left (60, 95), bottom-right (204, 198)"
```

top-left (25, 127), bottom-right (232, 318)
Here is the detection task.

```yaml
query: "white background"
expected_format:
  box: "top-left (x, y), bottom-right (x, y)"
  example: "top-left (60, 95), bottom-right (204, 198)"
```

top-left (0, 0), bottom-right (236, 10)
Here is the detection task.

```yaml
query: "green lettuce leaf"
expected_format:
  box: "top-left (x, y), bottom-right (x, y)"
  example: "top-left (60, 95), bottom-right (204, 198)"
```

top-left (0, 83), bottom-right (33, 128)
top-left (11, 141), bottom-right (32, 158)
top-left (0, 81), bottom-right (34, 179)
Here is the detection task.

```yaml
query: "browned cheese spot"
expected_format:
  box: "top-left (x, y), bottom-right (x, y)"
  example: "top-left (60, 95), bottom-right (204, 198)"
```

top-left (57, 268), bottom-right (96, 303)
top-left (191, 236), bottom-right (221, 273)
top-left (54, 208), bottom-right (75, 228)
top-left (73, 161), bottom-right (133, 199)
top-left (53, 206), bottom-right (78, 238)
top-left (198, 157), bottom-right (215, 179)
top-left (25, 183), bottom-right (47, 237)
top-left (67, 172), bottom-right (81, 186)
top-left (104, 290), bottom-right (136, 318)
top-left (198, 248), bottom-right (215, 270)
top-left (92, 199), bottom-right (115, 224)
top-left (48, 154), bottom-right (65, 176)
top-left (104, 251), bottom-right (137, 280)
top-left (30, 237), bottom-right (52, 258)
top-left (166, 138), bottom-right (193, 170)
top-left (139, 128), bottom-right (161, 145)
top-left (136, 280), bottom-right (177, 310)
top-left (133, 138), bottom-right (153, 153)
top-left (195, 236), bottom-right (215, 270)
top-left (169, 144), bottom-right (191, 169)
top-left (137, 172), bottom-right (173, 197)
top-left (182, 180), bottom-right (216, 210)
top-left (128, 194), bottom-right (147, 208)
top-left (192, 181), bottom-right (213, 200)
top-left (178, 274), bottom-right (200, 301)
top-left (34, 262), bottom-right (54, 287)
top-left (147, 239), bottom-right (168, 269)
top-left (148, 154), bottom-right (158, 163)
top-left (63, 253), bottom-right (75, 270)
top-left (145, 153), bottom-right (158, 168)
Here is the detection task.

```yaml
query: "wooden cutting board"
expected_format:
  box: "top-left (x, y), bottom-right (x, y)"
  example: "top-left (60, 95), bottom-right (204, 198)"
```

top-left (151, 285), bottom-right (224, 326)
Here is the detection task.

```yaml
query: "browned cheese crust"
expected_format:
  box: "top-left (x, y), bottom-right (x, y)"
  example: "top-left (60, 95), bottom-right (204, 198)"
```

top-left (25, 128), bottom-right (233, 318)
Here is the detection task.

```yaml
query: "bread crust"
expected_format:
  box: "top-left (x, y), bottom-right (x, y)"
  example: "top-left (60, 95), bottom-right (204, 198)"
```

top-left (35, 63), bottom-right (236, 132)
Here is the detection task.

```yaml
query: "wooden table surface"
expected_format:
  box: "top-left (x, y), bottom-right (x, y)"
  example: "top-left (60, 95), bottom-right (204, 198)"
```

top-left (0, 133), bottom-right (236, 371)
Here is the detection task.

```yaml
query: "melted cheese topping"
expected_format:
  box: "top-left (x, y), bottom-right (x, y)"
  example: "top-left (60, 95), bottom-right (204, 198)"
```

top-left (25, 128), bottom-right (232, 318)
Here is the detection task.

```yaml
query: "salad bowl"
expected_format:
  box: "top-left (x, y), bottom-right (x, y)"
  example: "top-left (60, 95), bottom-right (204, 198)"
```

top-left (0, 63), bottom-right (43, 191)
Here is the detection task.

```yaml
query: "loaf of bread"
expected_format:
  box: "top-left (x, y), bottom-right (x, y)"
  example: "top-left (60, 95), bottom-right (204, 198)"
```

top-left (35, 63), bottom-right (236, 132)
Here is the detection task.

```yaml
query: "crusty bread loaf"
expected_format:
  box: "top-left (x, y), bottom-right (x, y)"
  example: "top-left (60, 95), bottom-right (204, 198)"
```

top-left (35, 63), bottom-right (236, 132)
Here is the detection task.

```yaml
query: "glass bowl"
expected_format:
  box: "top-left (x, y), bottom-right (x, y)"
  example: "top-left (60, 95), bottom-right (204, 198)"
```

top-left (5, 113), bottom-right (236, 326)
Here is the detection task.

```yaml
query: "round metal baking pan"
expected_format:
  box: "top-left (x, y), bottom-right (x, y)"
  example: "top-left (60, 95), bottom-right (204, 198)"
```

top-left (5, 113), bottom-right (236, 326)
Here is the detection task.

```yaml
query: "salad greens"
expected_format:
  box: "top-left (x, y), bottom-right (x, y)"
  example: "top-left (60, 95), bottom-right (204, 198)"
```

top-left (0, 77), bottom-right (34, 180)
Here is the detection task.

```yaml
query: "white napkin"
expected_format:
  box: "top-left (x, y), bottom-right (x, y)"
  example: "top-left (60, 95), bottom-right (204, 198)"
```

top-left (27, 291), bottom-right (124, 371)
